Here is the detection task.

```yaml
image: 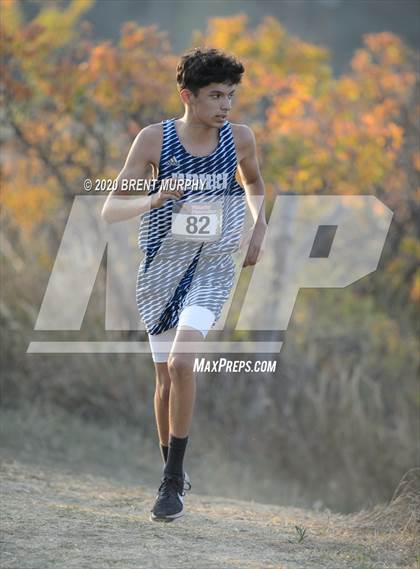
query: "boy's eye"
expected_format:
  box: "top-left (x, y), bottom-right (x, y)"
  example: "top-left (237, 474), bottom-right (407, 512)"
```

top-left (210, 93), bottom-right (235, 99)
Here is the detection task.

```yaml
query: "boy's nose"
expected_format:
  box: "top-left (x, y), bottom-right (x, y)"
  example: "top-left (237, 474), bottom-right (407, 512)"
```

top-left (221, 98), bottom-right (231, 111)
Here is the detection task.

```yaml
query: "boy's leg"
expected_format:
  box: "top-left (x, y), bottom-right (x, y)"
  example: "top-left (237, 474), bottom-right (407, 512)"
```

top-left (153, 362), bottom-right (171, 456)
top-left (148, 328), bottom-right (176, 463)
top-left (166, 305), bottom-right (214, 442)
top-left (153, 358), bottom-right (192, 487)
top-left (163, 313), bottom-right (212, 479)
top-left (158, 328), bottom-right (201, 484)
top-left (150, 309), bottom-right (213, 521)
top-left (167, 327), bottom-right (203, 438)
top-left (149, 328), bottom-right (193, 484)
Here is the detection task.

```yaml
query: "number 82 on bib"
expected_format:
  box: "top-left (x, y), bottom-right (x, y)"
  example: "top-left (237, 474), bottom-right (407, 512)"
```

top-left (171, 202), bottom-right (223, 242)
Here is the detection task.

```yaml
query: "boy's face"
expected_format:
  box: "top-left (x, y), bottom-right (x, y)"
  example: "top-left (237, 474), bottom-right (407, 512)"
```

top-left (181, 82), bottom-right (237, 126)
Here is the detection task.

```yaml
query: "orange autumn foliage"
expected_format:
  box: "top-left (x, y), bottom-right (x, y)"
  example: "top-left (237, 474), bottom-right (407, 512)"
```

top-left (1, 5), bottom-right (418, 313)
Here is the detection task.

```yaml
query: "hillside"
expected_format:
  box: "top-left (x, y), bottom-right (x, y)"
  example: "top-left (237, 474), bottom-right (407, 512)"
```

top-left (1, 449), bottom-right (417, 568)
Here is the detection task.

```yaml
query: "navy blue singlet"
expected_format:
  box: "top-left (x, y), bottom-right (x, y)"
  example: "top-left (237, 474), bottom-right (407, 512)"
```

top-left (136, 118), bottom-right (246, 335)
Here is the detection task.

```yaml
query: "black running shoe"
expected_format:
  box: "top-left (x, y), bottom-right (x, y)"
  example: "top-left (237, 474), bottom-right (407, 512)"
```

top-left (150, 474), bottom-right (185, 522)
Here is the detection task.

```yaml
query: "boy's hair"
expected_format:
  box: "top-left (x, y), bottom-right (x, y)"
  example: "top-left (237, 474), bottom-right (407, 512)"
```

top-left (176, 48), bottom-right (244, 95)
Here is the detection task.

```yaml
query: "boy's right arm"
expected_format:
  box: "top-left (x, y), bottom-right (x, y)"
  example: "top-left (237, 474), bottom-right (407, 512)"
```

top-left (101, 125), bottom-right (182, 223)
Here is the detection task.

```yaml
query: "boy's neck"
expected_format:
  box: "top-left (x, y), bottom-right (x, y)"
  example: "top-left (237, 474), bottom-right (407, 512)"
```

top-left (176, 112), bottom-right (220, 144)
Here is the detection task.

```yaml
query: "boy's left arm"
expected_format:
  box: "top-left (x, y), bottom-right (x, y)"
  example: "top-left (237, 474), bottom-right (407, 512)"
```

top-left (237, 126), bottom-right (267, 267)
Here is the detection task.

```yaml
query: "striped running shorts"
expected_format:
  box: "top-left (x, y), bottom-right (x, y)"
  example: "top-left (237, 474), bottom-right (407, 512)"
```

top-left (136, 249), bottom-right (236, 336)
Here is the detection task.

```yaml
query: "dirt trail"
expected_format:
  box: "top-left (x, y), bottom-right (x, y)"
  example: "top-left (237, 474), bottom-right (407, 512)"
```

top-left (1, 457), bottom-right (416, 569)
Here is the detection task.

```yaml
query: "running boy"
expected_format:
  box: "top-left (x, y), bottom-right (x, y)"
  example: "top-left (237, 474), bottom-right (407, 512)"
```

top-left (102, 47), bottom-right (267, 522)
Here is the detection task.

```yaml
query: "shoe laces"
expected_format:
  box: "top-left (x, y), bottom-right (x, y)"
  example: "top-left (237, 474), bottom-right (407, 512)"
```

top-left (158, 475), bottom-right (185, 498)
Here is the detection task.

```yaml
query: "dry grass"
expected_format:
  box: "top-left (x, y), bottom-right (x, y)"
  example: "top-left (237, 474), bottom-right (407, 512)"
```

top-left (344, 467), bottom-right (420, 536)
top-left (2, 453), bottom-right (418, 569)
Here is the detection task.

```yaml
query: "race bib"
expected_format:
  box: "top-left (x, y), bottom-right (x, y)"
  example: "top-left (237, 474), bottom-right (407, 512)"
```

top-left (171, 202), bottom-right (223, 242)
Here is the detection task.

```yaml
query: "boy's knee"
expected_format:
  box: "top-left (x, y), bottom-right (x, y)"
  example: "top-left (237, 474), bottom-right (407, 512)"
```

top-left (168, 354), bottom-right (193, 380)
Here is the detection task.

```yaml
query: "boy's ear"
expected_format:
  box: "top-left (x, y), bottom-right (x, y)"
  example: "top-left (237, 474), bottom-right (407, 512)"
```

top-left (180, 88), bottom-right (193, 105)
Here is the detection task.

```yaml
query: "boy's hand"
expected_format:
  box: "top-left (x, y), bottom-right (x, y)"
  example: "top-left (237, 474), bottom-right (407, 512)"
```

top-left (241, 222), bottom-right (267, 267)
top-left (151, 186), bottom-right (184, 209)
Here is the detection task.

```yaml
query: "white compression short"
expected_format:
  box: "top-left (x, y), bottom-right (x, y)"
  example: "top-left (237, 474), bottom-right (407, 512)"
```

top-left (148, 305), bottom-right (216, 363)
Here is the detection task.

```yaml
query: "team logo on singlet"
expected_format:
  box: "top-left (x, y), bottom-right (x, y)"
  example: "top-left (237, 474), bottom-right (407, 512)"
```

top-left (166, 156), bottom-right (179, 167)
top-left (170, 173), bottom-right (229, 191)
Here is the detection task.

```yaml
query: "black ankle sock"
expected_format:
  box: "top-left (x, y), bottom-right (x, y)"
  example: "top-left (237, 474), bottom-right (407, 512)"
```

top-left (163, 434), bottom-right (188, 478)
top-left (160, 444), bottom-right (168, 464)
